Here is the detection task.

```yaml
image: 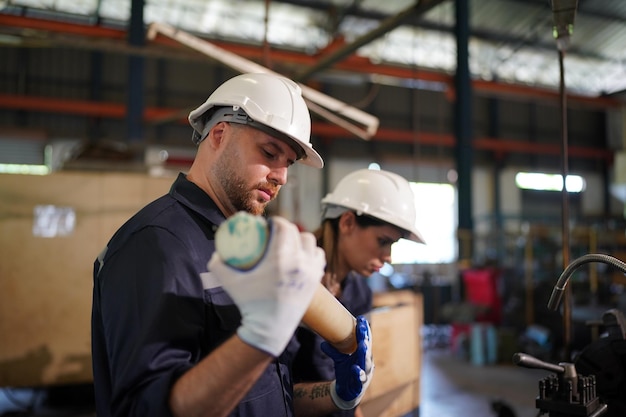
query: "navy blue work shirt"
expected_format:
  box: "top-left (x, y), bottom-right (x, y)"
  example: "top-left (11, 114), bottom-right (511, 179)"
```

top-left (92, 173), bottom-right (296, 417)
top-left (292, 272), bottom-right (372, 417)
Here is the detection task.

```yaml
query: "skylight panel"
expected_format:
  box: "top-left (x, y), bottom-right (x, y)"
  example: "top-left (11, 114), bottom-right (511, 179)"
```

top-left (99, 0), bottom-right (130, 21)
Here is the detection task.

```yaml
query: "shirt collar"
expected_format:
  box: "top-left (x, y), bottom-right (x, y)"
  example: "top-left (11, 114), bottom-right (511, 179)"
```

top-left (169, 172), bottom-right (226, 227)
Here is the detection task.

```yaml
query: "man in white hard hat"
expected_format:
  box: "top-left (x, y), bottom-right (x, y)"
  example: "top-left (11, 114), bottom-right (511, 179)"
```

top-left (91, 73), bottom-right (374, 417)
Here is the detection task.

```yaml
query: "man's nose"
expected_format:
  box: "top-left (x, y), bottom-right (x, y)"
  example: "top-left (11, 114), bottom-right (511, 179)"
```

top-left (268, 166), bottom-right (288, 186)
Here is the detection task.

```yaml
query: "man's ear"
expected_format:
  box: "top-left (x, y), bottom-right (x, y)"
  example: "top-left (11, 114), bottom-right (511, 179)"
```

top-left (206, 121), bottom-right (227, 150)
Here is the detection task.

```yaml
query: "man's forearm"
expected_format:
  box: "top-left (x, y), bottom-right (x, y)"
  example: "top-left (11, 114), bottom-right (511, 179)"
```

top-left (169, 335), bottom-right (272, 417)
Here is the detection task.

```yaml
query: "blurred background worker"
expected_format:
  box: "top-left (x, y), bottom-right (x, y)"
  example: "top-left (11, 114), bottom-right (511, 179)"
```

top-left (292, 168), bottom-right (425, 417)
top-left (91, 72), bottom-right (372, 417)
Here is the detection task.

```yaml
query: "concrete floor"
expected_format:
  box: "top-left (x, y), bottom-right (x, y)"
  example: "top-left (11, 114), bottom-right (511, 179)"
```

top-left (419, 347), bottom-right (548, 417)
top-left (1, 333), bottom-right (552, 417)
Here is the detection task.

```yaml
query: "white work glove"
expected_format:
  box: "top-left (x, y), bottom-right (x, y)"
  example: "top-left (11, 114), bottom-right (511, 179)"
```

top-left (208, 216), bottom-right (325, 357)
top-left (322, 316), bottom-right (374, 410)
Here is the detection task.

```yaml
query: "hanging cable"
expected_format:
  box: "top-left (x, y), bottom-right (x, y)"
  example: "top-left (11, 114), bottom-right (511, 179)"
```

top-left (550, 0), bottom-right (579, 361)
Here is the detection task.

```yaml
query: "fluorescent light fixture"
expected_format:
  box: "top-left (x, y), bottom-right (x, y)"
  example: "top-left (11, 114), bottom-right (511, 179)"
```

top-left (146, 22), bottom-right (380, 140)
top-left (515, 172), bottom-right (585, 193)
top-left (0, 164), bottom-right (50, 175)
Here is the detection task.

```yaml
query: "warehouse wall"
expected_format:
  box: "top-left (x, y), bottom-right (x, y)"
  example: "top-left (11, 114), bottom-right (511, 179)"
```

top-left (0, 45), bottom-right (611, 157)
top-left (1, 43), bottom-right (621, 254)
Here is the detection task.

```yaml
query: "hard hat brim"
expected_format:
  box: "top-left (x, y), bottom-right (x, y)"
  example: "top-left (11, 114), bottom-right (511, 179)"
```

top-left (296, 143), bottom-right (324, 168)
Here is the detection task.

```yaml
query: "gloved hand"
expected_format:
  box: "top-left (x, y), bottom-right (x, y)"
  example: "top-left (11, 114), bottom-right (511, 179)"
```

top-left (208, 216), bottom-right (325, 357)
top-left (322, 315), bottom-right (374, 410)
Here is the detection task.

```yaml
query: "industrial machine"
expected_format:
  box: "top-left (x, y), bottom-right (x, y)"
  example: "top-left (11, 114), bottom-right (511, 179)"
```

top-left (515, 254), bottom-right (626, 417)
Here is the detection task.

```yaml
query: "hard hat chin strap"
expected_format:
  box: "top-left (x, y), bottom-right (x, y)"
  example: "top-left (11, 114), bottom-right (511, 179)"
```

top-left (193, 106), bottom-right (306, 161)
top-left (322, 204), bottom-right (411, 240)
top-left (322, 205), bottom-right (350, 220)
top-left (193, 106), bottom-right (252, 145)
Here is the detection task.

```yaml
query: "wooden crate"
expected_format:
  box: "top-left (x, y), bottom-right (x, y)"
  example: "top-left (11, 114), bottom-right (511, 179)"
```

top-left (361, 290), bottom-right (422, 417)
top-left (0, 171), bottom-right (173, 387)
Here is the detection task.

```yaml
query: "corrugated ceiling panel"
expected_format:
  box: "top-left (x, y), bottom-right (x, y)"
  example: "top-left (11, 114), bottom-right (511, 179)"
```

top-left (3, 0), bottom-right (626, 95)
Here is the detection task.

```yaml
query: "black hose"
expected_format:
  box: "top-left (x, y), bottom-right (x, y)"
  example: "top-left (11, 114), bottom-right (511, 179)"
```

top-left (548, 253), bottom-right (626, 310)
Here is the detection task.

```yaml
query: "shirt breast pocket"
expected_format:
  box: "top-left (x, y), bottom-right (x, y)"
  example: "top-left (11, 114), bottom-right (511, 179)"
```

top-left (203, 286), bottom-right (241, 350)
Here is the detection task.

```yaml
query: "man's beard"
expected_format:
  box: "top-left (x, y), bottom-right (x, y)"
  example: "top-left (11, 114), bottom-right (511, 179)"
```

top-left (213, 142), bottom-right (277, 216)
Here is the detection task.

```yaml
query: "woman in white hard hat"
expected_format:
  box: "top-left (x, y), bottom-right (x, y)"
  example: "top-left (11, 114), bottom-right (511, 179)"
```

top-left (292, 168), bottom-right (425, 417)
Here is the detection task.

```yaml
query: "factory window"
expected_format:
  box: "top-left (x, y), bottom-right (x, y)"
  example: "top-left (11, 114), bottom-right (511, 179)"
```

top-left (392, 182), bottom-right (457, 264)
top-left (515, 172), bottom-right (586, 193)
top-left (0, 164), bottom-right (49, 175)
top-left (521, 188), bottom-right (582, 222)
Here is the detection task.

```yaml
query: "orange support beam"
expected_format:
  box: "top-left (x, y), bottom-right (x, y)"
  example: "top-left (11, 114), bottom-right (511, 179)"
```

top-left (0, 93), bottom-right (614, 161)
top-left (0, 93), bottom-right (186, 122)
top-left (0, 14), bottom-right (126, 40)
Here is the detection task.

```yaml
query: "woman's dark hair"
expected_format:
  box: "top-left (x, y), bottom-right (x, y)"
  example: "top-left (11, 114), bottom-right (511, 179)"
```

top-left (314, 212), bottom-right (402, 276)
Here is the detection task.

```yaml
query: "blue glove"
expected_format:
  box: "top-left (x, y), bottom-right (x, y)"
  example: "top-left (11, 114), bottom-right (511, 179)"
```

top-left (321, 315), bottom-right (374, 410)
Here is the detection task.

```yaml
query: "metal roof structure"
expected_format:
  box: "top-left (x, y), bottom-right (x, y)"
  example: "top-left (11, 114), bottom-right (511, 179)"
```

top-left (2, 0), bottom-right (626, 98)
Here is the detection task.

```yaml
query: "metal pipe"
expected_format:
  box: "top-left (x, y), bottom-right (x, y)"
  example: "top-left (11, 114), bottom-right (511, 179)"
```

top-left (551, 0), bottom-right (579, 362)
top-left (127, 0), bottom-right (145, 143)
top-left (454, 0), bottom-right (473, 263)
top-left (559, 47), bottom-right (572, 361)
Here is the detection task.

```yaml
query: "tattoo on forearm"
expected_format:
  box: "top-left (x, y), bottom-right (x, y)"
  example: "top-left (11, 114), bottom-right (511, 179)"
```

top-left (309, 383), bottom-right (331, 400)
top-left (293, 383), bottom-right (331, 401)
top-left (310, 383), bottom-right (330, 400)
top-left (294, 387), bottom-right (307, 399)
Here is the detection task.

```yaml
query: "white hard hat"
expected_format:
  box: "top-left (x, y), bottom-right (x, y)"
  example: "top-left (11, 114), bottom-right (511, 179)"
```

top-left (321, 169), bottom-right (426, 244)
top-left (188, 73), bottom-right (323, 169)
